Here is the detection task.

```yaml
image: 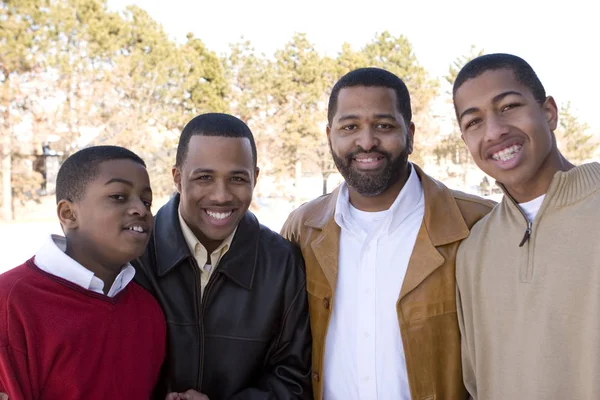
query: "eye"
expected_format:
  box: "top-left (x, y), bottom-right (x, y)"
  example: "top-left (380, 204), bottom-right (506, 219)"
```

top-left (464, 118), bottom-right (482, 130)
top-left (109, 194), bottom-right (126, 201)
top-left (376, 123), bottom-right (394, 130)
top-left (196, 175), bottom-right (212, 181)
top-left (341, 124), bottom-right (357, 131)
top-left (231, 176), bottom-right (247, 183)
top-left (142, 199), bottom-right (152, 209)
top-left (501, 103), bottom-right (520, 112)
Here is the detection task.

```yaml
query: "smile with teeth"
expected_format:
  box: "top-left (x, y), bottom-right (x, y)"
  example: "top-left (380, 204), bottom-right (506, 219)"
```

top-left (205, 210), bottom-right (233, 220)
top-left (492, 144), bottom-right (522, 161)
top-left (127, 226), bottom-right (146, 233)
top-left (355, 156), bottom-right (383, 163)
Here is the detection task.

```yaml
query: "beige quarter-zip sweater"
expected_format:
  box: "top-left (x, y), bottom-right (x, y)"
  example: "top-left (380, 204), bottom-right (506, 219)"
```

top-left (457, 162), bottom-right (600, 400)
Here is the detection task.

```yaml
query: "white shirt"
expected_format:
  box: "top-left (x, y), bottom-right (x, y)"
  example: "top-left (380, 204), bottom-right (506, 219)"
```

top-left (519, 194), bottom-right (546, 222)
top-left (324, 164), bottom-right (425, 400)
top-left (34, 234), bottom-right (136, 298)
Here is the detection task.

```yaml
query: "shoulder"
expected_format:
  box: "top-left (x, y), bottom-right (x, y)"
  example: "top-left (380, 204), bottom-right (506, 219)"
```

top-left (0, 262), bottom-right (38, 302)
top-left (450, 189), bottom-right (497, 228)
top-left (258, 223), bottom-right (302, 260)
top-left (282, 191), bottom-right (337, 240)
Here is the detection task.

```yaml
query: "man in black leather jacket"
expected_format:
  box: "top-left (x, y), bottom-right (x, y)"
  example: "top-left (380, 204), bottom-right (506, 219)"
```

top-left (134, 113), bottom-right (312, 400)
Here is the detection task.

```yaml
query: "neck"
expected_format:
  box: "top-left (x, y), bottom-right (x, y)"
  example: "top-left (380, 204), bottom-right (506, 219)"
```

top-left (348, 166), bottom-right (411, 212)
top-left (504, 151), bottom-right (575, 203)
top-left (65, 237), bottom-right (121, 295)
top-left (190, 226), bottom-right (224, 255)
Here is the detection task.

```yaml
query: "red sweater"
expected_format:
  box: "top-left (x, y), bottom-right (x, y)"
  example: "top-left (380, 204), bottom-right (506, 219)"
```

top-left (0, 259), bottom-right (166, 400)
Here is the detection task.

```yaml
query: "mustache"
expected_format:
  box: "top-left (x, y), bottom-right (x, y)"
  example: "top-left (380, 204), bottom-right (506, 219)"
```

top-left (346, 147), bottom-right (392, 160)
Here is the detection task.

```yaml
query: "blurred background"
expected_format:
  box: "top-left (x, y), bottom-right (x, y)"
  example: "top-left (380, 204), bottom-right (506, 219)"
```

top-left (2, 0), bottom-right (598, 271)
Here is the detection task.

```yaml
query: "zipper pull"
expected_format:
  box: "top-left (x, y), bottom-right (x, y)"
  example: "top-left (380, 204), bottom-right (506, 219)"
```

top-left (519, 221), bottom-right (532, 247)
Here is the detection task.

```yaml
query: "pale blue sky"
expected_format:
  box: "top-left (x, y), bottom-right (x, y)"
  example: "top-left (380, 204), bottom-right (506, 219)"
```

top-left (108, 0), bottom-right (599, 132)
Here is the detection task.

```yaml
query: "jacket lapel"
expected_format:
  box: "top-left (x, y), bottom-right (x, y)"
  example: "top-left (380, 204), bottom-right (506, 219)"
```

top-left (310, 218), bottom-right (340, 293)
top-left (305, 187), bottom-right (341, 294)
top-left (399, 165), bottom-right (470, 300)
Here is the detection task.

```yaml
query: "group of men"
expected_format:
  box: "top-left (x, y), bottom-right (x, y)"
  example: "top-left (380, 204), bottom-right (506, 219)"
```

top-left (0, 52), bottom-right (598, 400)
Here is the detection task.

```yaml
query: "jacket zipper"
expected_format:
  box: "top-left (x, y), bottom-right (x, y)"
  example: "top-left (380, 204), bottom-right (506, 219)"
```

top-left (502, 189), bottom-right (533, 247)
top-left (518, 221), bottom-right (532, 247)
top-left (197, 264), bottom-right (221, 391)
top-left (189, 258), bottom-right (204, 390)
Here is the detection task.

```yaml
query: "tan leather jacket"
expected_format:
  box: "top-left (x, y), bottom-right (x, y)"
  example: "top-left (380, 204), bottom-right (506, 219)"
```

top-left (281, 165), bottom-right (494, 400)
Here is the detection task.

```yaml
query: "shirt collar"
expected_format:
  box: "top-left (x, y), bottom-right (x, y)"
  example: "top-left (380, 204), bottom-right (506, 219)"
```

top-left (334, 163), bottom-right (424, 235)
top-left (34, 234), bottom-right (135, 297)
top-left (178, 206), bottom-right (237, 272)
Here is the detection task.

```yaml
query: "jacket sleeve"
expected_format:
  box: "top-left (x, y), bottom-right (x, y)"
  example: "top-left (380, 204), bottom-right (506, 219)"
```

top-left (456, 281), bottom-right (476, 399)
top-left (228, 247), bottom-right (313, 400)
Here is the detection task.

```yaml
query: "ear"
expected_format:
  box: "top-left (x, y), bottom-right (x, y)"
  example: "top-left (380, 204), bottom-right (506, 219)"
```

top-left (57, 199), bottom-right (78, 230)
top-left (172, 166), bottom-right (182, 193)
top-left (407, 122), bottom-right (416, 154)
top-left (326, 125), bottom-right (331, 140)
top-left (542, 96), bottom-right (559, 131)
top-left (253, 167), bottom-right (260, 187)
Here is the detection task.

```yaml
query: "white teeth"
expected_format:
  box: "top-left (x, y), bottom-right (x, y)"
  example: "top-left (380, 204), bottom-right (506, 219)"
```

top-left (206, 210), bottom-right (233, 220)
top-left (128, 226), bottom-right (145, 233)
top-left (492, 144), bottom-right (522, 161)
top-left (356, 157), bottom-right (377, 163)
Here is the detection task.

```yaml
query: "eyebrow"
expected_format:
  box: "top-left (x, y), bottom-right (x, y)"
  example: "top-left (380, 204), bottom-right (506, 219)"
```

top-left (458, 90), bottom-right (525, 123)
top-left (190, 168), bottom-right (251, 177)
top-left (105, 178), bottom-right (152, 193)
top-left (337, 113), bottom-right (397, 123)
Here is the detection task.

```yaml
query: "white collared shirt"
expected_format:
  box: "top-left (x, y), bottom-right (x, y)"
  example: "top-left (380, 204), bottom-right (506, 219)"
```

top-left (324, 163), bottom-right (425, 400)
top-left (34, 234), bottom-right (136, 298)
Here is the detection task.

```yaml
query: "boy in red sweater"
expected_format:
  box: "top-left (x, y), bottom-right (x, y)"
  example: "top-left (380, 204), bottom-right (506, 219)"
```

top-left (0, 145), bottom-right (166, 400)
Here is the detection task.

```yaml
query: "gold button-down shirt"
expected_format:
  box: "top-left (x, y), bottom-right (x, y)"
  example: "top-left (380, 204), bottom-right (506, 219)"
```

top-left (178, 208), bottom-right (237, 295)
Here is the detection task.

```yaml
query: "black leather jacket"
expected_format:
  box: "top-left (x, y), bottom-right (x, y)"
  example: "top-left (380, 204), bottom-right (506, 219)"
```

top-left (134, 195), bottom-right (312, 400)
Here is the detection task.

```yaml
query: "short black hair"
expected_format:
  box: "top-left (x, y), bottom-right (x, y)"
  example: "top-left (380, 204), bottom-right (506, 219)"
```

top-left (175, 113), bottom-right (257, 168)
top-left (56, 145), bottom-right (146, 204)
top-left (327, 67), bottom-right (412, 126)
top-left (453, 53), bottom-right (546, 107)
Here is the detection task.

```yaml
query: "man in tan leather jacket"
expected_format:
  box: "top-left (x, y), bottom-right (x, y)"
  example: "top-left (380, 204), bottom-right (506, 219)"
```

top-left (281, 67), bottom-right (494, 400)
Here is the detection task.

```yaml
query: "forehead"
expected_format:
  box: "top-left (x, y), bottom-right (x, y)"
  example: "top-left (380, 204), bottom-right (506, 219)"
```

top-left (93, 159), bottom-right (149, 183)
top-left (184, 135), bottom-right (254, 171)
top-left (334, 86), bottom-right (400, 118)
top-left (455, 69), bottom-right (530, 111)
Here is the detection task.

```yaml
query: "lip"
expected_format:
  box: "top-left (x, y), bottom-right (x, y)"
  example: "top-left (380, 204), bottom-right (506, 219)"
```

top-left (352, 153), bottom-right (386, 171)
top-left (488, 144), bottom-right (524, 171)
top-left (123, 221), bottom-right (150, 233)
top-left (484, 138), bottom-right (524, 159)
top-left (202, 208), bottom-right (237, 227)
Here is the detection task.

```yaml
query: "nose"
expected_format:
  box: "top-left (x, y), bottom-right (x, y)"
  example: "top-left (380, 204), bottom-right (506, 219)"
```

top-left (210, 180), bottom-right (234, 203)
top-left (355, 126), bottom-right (379, 152)
top-left (129, 197), bottom-right (149, 217)
top-left (484, 113), bottom-right (510, 142)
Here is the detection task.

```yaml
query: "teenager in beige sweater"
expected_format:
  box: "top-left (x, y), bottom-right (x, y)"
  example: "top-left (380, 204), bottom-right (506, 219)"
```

top-left (452, 53), bottom-right (600, 400)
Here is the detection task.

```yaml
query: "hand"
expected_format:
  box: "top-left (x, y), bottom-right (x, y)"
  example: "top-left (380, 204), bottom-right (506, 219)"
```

top-left (165, 389), bottom-right (209, 400)
top-left (0, 392), bottom-right (8, 400)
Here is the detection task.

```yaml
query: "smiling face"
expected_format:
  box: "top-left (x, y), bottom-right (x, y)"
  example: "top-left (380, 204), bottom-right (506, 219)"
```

top-left (327, 86), bottom-right (414, 201)
top-left (173, 135), bottom-right (258, 253)
top-left (60, 159), bottom-right (154, 270)
top-left (454, 68), bottom-right (562, 202)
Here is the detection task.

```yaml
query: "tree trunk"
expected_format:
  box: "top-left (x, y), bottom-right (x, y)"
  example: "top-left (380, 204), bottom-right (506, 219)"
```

top-left (294, 159), bottom-right (302, 207)
top-left (1, 130), bottom-right (12, 221)
top-left (322, 173), bottom-right (328, 196)
top-left (1, 81), bottom-right (13, 221)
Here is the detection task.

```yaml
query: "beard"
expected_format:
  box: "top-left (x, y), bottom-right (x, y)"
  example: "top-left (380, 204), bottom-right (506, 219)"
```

top-left (330, 143), bottom-right (411, 197)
